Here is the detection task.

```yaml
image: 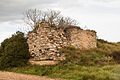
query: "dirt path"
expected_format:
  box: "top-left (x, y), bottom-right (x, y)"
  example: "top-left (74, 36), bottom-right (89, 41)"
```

top-left (0, 71), bottom-right (61, 80)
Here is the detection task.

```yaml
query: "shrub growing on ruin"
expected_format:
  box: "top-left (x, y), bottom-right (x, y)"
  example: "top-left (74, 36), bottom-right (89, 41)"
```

top-left (0, 31), bottom-right (30, 69)
top-left (24, 9), bottom-right (77, 30)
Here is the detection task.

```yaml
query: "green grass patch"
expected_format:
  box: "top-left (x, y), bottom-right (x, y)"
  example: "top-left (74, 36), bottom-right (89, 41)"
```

top-left (1, 39), bottom-right (120, 80)
top-left (5, 64), bottom-right (120, 80)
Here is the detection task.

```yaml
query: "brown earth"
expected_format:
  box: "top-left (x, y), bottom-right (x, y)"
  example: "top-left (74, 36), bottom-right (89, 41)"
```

top-left (0, 71), bottom-right (62, 80)
top-left (29, 60), bottom-right (59, 65)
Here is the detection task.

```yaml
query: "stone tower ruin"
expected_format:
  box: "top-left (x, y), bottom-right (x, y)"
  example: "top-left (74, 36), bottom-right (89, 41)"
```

top-left (27, 22), bottom-right (97, 61)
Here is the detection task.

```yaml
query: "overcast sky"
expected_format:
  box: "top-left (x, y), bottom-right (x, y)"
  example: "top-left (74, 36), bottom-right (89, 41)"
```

top-left (0, 0), bottom-right (120, 43)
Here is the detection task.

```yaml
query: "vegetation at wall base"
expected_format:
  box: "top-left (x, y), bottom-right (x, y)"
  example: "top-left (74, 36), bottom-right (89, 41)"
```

top-left (0, 32), bottom-right (120, 80)
top-left (6, 64), bottom-right (120, 80)
top-left (59, 46), bottom-right (115, 66)
top-left (0, 31), bottom-right (30, 69)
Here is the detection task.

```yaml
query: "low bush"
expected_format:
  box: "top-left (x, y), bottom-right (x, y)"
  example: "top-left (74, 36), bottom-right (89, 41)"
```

top-left (111, 51), bottom-right (120, 63)
top-left (0, 31), bottom-right (30, 69)
top-left (59, 46), bottom-right (114, 66)
top-left (97, 39), bottom-right (120, 54)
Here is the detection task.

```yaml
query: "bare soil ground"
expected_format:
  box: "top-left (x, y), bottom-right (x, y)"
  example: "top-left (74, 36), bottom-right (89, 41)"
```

top-left (0, 71), bottom-right (61, 80)
top-left (29, 60), bottom-right (59, 65)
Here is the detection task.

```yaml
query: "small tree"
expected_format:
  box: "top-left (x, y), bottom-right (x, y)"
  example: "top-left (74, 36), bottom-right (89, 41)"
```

top-left (24, 9), bottom-right (78, 30)
top-left (45, 10), bottom-right (61, 26)
top-left (24, 9), bottom-right (43, 29)
top-left (58, 17), bottom-right (77, 29)
top-left (0, 31), bottom-right (30, 69)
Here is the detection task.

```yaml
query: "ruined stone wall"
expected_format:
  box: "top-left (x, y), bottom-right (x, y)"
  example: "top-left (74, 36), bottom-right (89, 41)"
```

top-left (27, 22), bottom-right (97, 61)
top-left (66, 27), bottom-right (97, 49)
top-left (27, 22), bottom-right (68, 61)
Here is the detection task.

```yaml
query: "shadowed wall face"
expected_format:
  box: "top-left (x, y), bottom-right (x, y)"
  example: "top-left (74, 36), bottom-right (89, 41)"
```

top-left (67, 27), bottom-right (97, 49)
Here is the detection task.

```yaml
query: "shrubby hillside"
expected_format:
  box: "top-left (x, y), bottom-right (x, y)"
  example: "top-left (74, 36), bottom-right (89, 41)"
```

top-left (4, 38), bottom-right (120, 80)
top-left (0, 9), bottom-right (120, 79)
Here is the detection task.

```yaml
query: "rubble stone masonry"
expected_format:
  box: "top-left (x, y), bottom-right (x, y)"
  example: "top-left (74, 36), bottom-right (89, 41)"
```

top-left (27, 22), bottom-right (97, 61)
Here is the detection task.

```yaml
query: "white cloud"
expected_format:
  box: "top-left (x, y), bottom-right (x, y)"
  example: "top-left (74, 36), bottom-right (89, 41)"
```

top-left (0, 0), bottom-right (120, 43)
top-left (0, 21), bottom-right (29, 43)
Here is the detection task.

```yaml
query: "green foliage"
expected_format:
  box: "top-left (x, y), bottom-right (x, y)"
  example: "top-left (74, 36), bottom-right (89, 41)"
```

top-left (0, 31), bottom-right (30, 69)
top-left (97, 39), bottom-right (120, 54)
top-left (2, 38), bottom-right (120, 80)
top-left (7, 64), bottom-right (120, 80)
top-left (58, 39), bottom-right (120, 66)
top-left (59, 46), bottom-right (114, 66)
